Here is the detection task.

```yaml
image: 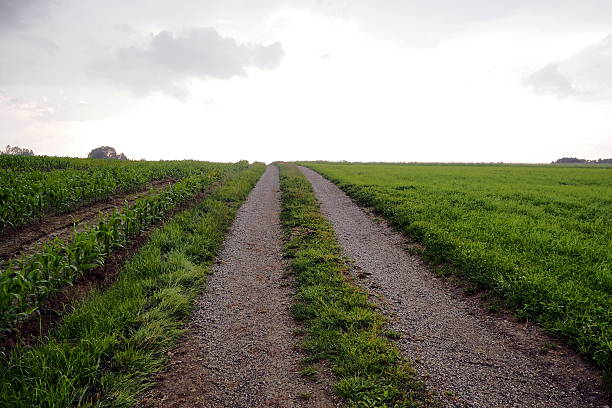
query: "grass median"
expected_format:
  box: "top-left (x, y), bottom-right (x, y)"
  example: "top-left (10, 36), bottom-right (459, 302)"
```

top-left (277, 163), bottom-right (434, 407)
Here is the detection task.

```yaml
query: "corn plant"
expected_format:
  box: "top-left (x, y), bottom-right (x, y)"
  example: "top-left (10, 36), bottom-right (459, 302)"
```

top-left (0, 165), bottom-right (240, 334)
top-left (0, 157), bottom-right (241, 231)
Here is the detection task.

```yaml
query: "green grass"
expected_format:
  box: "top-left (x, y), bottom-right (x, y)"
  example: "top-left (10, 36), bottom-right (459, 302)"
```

top-left (0, 163), bottom-right (266, 407)
top-left (301, 162), bottom-right (612, 384)
top-left (278, 163), bottom-right (434, 407)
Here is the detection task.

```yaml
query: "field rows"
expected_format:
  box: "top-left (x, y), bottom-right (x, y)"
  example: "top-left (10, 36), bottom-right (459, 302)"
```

top-left (0, 161), bottom-right (251, 335)
top-left (0, 160), bottom-right (266, 406)
top-left (0, 156), bottom-right (234, 231)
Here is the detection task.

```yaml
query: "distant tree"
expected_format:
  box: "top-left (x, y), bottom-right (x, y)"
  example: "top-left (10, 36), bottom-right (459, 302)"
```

top-left (87, 146), bottom-right (128, 160)
top-left (2, 145), bottom-right (35, 156)
top-left (553, 157), bottom-right (586, 164)
top-left (553, 157), bottom-right (612, 164)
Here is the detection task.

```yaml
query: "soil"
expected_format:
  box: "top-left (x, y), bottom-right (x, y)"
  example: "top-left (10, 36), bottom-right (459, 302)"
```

top-left (299, 166), bottom-right (610, 408)
top-left (140, 166), bottom-right (339, 408)
top-left (1, 182), bottom-right (216, 350)
top-left (0, 178), bottom-right (177, 262)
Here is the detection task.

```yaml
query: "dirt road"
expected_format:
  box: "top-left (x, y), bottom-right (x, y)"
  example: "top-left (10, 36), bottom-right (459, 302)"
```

top-left (141, 166), bottom-right (338, 408)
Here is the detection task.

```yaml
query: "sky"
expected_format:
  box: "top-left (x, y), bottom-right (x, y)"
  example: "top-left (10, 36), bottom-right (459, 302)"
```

top-left (1, 0), bottom-right (611, 163)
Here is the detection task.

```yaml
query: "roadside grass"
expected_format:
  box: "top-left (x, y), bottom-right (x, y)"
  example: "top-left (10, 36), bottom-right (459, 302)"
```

top-left (302, 162), bottom-right (612, 387)
top-left (0, 163), bottom-right (266, 407)
top-left (277, 163), bottom-right (435, 407)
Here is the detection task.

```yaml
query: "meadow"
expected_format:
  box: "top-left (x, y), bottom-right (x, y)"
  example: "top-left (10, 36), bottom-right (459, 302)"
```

top-left (302, 162), bottom-right (612, 378)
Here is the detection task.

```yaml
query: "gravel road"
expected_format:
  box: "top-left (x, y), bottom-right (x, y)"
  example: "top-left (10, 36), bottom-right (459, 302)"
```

top-left (299, 166), bottom-right (610, 408)
top-left (141, 165), bottom-right (338, 408)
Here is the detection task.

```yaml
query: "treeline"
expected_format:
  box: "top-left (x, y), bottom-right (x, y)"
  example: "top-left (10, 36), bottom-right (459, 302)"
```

top-left (553, 157), bottom-right (612, 164)
top-left (1, 145), bottom-right (128, 160)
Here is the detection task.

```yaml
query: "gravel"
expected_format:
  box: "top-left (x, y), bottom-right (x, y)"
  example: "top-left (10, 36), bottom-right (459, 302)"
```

top-left (141, 165), bottom-right (339, 408)
top-left (299, 165), bottom-right (610, 408)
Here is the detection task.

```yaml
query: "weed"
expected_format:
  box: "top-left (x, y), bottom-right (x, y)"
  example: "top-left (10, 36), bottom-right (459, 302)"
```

top-left (300, 365), bottom-right (319, 379)
top-left (298, 391), bottom-right (312, 400)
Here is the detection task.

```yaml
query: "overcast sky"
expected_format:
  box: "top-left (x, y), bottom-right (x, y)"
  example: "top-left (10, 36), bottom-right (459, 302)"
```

top-left (1, 0), bottom-right (611, 163)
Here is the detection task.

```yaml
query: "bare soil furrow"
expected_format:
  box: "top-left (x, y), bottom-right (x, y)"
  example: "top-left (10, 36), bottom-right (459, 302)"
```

top-left (141, 166), bottom-right (338, 408)
top-left (299, 165), bottom-right (609, 408)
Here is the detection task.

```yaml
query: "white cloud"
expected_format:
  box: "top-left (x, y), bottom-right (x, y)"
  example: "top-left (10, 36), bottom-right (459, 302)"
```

top-left (0, 0), bottom-right (50, 30)
top-left (94, 27), bottom-right (284, 99)
top-left (526, 33), bottom-right (612, 100)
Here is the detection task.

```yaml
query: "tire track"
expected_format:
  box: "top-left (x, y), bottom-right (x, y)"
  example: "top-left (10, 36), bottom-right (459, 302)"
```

top-left (141, 165), bottom-right (339, 408)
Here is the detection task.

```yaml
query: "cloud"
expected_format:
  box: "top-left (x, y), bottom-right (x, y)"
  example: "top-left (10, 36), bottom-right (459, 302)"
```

top-left (525, 64), bottom-right (575, 97)
top-left (0, 0), bottom-right (51, 30)
top-left (95, 27), bottom-right (284, 99)
top-left (526, 33), bottom-right (612, 100)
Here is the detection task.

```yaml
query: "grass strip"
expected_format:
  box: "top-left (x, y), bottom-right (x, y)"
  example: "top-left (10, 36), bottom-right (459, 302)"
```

top-left (277, 163), bottom-right (434, 407)
top-left (0, 162), bottom-right (266, 407)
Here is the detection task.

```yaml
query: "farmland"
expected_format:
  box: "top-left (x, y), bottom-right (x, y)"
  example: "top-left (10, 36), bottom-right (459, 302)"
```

top-left (0, 162), bottom-right (252, 335)
top-left (0, 155), bottom-right (265, 406)
top-left (301, 162), bottom-right (612, 380)
top-left (0, 156), bottom-right (610, 407)
top-left (0, 155), bottom-right (231, 231)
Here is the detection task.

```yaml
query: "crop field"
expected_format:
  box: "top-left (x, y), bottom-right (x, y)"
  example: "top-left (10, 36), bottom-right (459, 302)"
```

top-left (1, 157), bottom-right (610, 406)
top-left (0, 155), bottom-right (232, 231)
top-left (302, 162), bottom-right (612, 378)
top-left (0, 155), bottom-right (265, 406)
top-left (0, 158), bottom-right (254, 335)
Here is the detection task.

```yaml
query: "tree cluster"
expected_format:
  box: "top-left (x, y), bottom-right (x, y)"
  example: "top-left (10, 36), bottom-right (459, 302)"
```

top-left (2, 145), bottom-right (34, 156)
top-left (87, 146), bottom-right (128, 160)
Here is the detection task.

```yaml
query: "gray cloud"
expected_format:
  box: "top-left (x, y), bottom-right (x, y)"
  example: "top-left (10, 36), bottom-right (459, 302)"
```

top-left (526, 33), bottom-right (612, 100)
top-left (0, 0), bottom-right (51, 30)
top-left (525, 64), bottom-right (575, 97)
top-left (95, 27), bottom-right (284, 99)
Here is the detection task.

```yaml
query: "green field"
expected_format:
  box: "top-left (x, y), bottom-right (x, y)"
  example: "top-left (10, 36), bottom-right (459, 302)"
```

top-left (0, 155), bottom-right (229, 231)
top-left (1, 156), bottom-right (610, 405)
top-left (302, 162), bottom-right (612, 376)
top-left (0, 160), bottom-right (251, 334)
top-left (0, 158), bottom-right (265, 406)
